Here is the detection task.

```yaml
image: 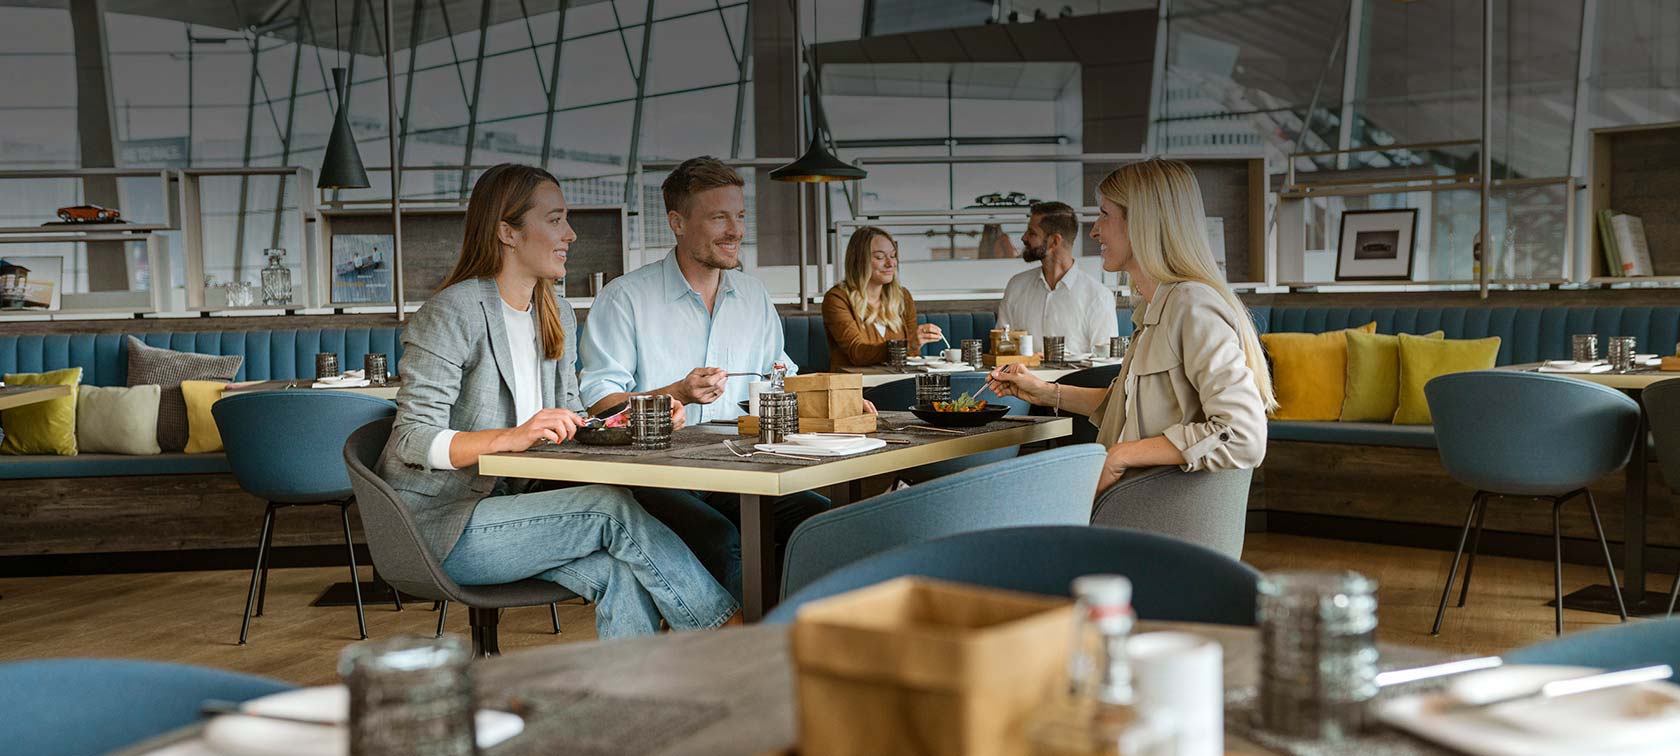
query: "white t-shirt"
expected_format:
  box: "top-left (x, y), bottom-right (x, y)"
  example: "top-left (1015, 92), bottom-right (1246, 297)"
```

top-left (996, 263), bottom-right (1119, 356)
top-left (426, 299), bottom-right (545, 470)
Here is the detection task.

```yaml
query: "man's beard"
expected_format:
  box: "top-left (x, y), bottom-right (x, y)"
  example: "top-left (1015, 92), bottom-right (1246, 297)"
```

top-left (1021, 243), bottom-right (1047, 263)
top-left (693, 238), bottom-right (742, 270)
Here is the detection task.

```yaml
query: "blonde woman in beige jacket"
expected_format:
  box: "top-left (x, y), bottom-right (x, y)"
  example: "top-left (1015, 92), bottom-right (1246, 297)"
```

top-left (985, 159), bottom-right (1273, 556)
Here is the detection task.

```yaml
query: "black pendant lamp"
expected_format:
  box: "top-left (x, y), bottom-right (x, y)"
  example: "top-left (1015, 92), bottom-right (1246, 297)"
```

top-left (769, 130), bottom-right (866, 183)
top-left (318, 67), bottom-right (370, 189)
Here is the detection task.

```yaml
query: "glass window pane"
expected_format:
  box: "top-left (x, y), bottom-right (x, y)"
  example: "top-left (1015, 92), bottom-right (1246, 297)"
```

top-left (645, 13), bottom-right (740, 95)
top-left (557, 32), bottom-right (637, 107)
top-left (477, 49), bottom-right (549, 121)
top-left (636, 86), bottom-right (737, 163)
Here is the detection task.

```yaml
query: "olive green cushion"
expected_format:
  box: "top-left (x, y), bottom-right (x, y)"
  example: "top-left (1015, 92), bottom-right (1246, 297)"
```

top-left (1394, 335), bottom-right (1503, 425)
top-left (1340, 330), bottom-right (1444, 422)
top-left (1, 368), bottom-right (82, 456)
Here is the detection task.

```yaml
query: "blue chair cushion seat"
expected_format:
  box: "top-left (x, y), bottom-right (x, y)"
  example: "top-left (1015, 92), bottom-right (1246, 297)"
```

top-left (0, 453), bottom-right (230, 479)
top-left (1266, 420), bottom-right (1438, 449)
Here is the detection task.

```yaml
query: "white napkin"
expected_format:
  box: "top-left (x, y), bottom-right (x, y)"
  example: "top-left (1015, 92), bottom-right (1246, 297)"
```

top-left (755, 437), bottom-right (887, 457)
top-left (312, 378), bottom-right (372, 389)
top-left (197, 685), bottom-right (522, 756)
top-left (1538, 361), bottom-right (1613, 374)
top-left (919, 361), bottom-right (971, 373)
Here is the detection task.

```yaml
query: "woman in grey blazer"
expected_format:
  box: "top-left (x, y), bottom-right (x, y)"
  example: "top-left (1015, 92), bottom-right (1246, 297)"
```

top-left (378, 163), bottom-right (737, 637)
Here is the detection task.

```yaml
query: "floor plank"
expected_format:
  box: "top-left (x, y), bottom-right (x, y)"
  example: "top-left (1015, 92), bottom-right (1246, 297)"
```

top-left (0, 533), bottom-right (1662, 686)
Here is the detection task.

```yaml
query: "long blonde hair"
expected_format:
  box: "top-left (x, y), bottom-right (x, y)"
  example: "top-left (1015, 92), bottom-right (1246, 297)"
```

top-left (439, 163), bottom-right (566, 360)
top-left (1098, 159), bottom-right (1276, 409)
top-left (841, 226), bottom-right (907, 332)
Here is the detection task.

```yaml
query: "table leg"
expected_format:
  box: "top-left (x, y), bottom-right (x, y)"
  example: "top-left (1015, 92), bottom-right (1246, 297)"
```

top-left (740, 494), bottom-right (776, 622)
top-left (1624, 408), bottom-right (1650, 605)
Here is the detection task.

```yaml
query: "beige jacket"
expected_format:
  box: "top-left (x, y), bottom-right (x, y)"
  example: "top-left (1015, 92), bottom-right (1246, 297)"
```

top-left (1089, 281), bottom-right (1267, 472)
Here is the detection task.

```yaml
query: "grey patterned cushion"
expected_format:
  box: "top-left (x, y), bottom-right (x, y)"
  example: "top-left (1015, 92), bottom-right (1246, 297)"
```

top-left (124, 337), bottom-right (243, 452)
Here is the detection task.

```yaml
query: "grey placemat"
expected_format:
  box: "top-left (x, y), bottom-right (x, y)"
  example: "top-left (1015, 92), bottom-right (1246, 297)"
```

top-left (492, 688), bottom-right (727, 756)
top-left (521, 429), bottom-right (732, 458)
top-left (667, 439), bottom-right (899, 466)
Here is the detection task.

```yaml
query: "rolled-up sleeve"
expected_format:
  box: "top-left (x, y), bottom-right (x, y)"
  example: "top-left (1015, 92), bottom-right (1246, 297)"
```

top-left (392, 305), bottom-right (469, 469)
top-left (1159, 297), bottom-right (1267, 472)
top-left (578, 285), bottom-right (639, 407)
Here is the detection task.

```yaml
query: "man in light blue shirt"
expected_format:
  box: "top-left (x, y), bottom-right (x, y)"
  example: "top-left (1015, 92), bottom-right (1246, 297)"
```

top-left (579, 156), bottom-right (826, 603)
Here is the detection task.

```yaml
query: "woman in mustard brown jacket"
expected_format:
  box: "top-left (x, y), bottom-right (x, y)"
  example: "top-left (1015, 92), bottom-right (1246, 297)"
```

top-left (821, 226), bottom-right (943, 368)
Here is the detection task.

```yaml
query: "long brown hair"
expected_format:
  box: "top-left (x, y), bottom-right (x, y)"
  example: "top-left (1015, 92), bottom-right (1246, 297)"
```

top-left (439, 163), bottom-right (567, 360)
top-left (841, 226), bottom-right (907, 331)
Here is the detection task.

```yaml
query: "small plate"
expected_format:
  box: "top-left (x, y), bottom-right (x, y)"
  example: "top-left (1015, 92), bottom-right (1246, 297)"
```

top-left (786, 432), bottom-right (868, 450)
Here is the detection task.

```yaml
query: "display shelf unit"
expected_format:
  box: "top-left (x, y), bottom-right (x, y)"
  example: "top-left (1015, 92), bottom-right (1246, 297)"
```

top-left (1588, 121), bottom-right (1680, 282)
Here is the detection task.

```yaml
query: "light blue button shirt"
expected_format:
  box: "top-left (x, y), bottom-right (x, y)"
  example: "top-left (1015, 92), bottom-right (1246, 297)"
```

top-left (580, 250), bottom-right (797, 422)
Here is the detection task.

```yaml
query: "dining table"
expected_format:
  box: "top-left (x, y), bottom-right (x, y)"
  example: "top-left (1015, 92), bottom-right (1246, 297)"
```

top-left (1503, 362), bottom-right (1678, 615)
top-left (219, 378), bottom-right (402, 400)
top-left (119, 620), bottom-right (1464, 756)
top-left (0, 383), bottom-right (73, 411)
top-left (478, 412), bottom-right (1071, 621)
top-left (839, 362), bottom-right (1101, 389)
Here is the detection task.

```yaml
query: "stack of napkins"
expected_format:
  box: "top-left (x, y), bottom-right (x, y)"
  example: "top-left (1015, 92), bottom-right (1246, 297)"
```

top-left (313, 369), bottom-right (371, 389)
top-left (756, 437), bottom-right (886, 457)
top-left (1538, 361), bottom-right (1613, 374)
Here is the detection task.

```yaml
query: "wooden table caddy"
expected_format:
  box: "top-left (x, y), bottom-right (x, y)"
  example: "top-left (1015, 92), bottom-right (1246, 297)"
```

top-left (738, 372), bottom-right (877, 434)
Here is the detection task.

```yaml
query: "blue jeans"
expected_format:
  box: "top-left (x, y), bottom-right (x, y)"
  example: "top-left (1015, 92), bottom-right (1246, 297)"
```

top-left (441, 484), bottom-right (737, 638)
top-left (631, 488), bottom-right (831, 602)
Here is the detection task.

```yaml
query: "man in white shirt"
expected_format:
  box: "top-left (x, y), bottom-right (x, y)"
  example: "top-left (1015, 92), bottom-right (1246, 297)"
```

top-left (996, 201), bottom-right (1119, 356)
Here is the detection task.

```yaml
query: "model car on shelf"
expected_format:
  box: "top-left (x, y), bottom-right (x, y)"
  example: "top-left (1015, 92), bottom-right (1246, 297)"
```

top-left (55, 204), bottom-right (122, 223)
top-left (968, 191), bottom-right (1036, 208)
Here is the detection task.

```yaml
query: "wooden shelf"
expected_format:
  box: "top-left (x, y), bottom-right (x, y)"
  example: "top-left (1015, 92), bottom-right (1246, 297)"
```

top-left (1588, 276), bottom-right (1680, 285)
top-left (1589, 123), bottom-right (1680, 280)
top-left (0, 223), bottom-right (170, 235)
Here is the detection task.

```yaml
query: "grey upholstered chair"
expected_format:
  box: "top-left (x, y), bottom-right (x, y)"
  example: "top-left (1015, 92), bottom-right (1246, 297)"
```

top-left (1642, 378), bottom-right (1680, 615)
top-left (1426, 370), bottom-right (1636, 636)
top-left (343, 419), bottom-right (578, 656)
top-left (780, 444), bottom-right (1104, 597)
top-left (768, 525), bottom-right (1262, 626)
top-left (1091, 466), bottom-right (1253, 560)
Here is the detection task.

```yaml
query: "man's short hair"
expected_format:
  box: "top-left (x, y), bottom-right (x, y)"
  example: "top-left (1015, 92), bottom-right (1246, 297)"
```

top-left (1029, 200), bottom-right (1080, 248)
top-left (662, 156), bottom-right (745, 216)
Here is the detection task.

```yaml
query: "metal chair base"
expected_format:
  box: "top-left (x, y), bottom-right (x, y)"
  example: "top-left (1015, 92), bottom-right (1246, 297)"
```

top-left (237, 500), bottom-right (369, 645)
top-left (1432, 488), bottom-right (1628, 637)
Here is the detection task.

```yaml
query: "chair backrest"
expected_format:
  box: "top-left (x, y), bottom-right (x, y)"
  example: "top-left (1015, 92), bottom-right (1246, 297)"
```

top-left (342, 418), bottom-right (462, 601)
top-left (781, 444), bottom-right (1105, 597)
top-left (1425, 371), bottom-right (1640, 496)
top-left (1506, 617), bottom-right (1680, 681)
top-left (768, 525), bottom-right (1262, 625)
top-left (862, 376), bottom-right (917, 411)
top-left (1644, 378), bottom-right (1680, 496)
top-left (0, 658), bottom-right (292, 756)
top-left (213, 391), bottom-right (395, 503)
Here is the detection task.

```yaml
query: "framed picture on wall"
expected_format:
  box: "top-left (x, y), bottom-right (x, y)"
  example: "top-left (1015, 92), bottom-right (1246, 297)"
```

top-left (1335, 209), bottom-right (1418, 281)
top-left (1, 255), bottom-right (64, 310)
top-left (330, 233), bottom-right (395, 304)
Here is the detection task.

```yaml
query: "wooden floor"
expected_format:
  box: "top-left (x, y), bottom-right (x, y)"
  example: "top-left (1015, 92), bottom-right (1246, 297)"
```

top-left (0, 533), bottom-right (1662, 687)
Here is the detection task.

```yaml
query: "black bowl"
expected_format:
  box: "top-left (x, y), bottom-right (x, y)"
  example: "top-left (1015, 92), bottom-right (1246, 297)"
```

top-left (908, 402), bottom-right (1010, 428)
top-left (575, 426), bottom-right (632, 446)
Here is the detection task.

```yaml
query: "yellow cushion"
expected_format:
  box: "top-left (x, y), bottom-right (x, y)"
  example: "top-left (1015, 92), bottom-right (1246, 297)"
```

top-left (0, 368), bottom-right (81, 456)
top-left (1393, 335), bottom-right (1502, 425)
top-left (180, 380), bottom-right (229, 454)
top-left (1259, 322), bottom-right (1377, 421)
top-left (1341, 330), bottom-right (1445, 422)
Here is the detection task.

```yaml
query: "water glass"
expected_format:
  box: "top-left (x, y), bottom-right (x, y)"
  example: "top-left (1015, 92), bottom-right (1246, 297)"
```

top-left (1608, 336), bottom-right (1639, 373)
top-left (885, 339), bottom-right (908, 367)
top-left (315, 353), bottom-right (340, 381)
top-left (915, 373), bottom-right (951, 405)
top-left (364, 353), bottom-right (389, 386)
top-left (628, 394), bottom-right (673, 450)
top-left (758, 391), bottom-right (799, 445)
top-left (1109, 336), bottom-right (1130, 359)
top-left (1256, 570), bottom-right (1380, 741)
top-left (961, 339), bottom-right (984, 367)
top-left (1042, 335), bottom-right (1066, 363)
top-left (340, 636), bottom-right (477, 756)
top-left (1572, 334), bottom-right (1599, 362)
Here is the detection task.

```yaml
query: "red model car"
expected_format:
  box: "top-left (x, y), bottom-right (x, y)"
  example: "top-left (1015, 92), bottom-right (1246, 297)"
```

top-left (57, 204), bottom-right (121, 223)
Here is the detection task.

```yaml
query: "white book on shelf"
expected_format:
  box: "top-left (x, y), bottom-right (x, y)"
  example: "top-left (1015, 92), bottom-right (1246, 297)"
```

top-left (1610, 213), bottom-right (1655, 276)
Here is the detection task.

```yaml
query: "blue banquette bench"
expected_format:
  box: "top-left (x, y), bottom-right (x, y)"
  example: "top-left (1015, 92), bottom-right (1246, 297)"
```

top-left (6, 304), bottom-right (1680, 480)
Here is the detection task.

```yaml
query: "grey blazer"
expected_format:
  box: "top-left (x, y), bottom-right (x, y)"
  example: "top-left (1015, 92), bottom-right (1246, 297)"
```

top-left (378, 277), bottom-right (584, 559)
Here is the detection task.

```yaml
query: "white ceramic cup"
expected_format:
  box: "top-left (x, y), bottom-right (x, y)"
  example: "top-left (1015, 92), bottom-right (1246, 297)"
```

top-left (1128, 631), bottom-right (1223, 756)
top-left (1018, 334), bottom-right (1035, 356)
top-left (748, 380), bottom-right (772, 415)
top-left (941, 348), bottom-right (964, 363)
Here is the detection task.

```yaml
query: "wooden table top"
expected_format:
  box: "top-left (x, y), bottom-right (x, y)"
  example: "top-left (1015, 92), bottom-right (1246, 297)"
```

top-left (838, 363), bottom-right (1089, 388)
top-left (0, 384), bottom-right (72, 411)
top-left (479, 413), bottom-right (1072, 496)
top-left (1502, 362), bottom-right (1679, 390)
top-left (220, 378), bottom-right (402, 400)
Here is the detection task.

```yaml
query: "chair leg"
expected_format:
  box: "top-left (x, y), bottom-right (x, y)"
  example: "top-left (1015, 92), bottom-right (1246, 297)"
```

top-left (1431, 491), bottom-right (1482, 635)
top-left (1553, 499), bottom-right (1565, 636)
top-left (551, 603), bottom-right (562, 635)
top-left (468, 607), bottom-right (501, 658)
top-left (1582, 490), bottom-right (1629, 622)
top-left (339, 504), bottom-right (368, 641)
top-left (238, 503), bottom-right (278, 645)
top-left (435, 601), bottom-right (449, 639)
top-left (254, 509), bottom-right (277, 618)
top-left (1456, 492), bottom-right (1489, 608)
top-left (1668, 572), bottom-right (1680, 618)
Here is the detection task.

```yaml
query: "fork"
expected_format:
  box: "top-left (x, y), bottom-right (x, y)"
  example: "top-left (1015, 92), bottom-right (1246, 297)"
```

top-left (877, 421), bottom-right (964, 435)
top-left (721, 438), bottom-right (821, 462)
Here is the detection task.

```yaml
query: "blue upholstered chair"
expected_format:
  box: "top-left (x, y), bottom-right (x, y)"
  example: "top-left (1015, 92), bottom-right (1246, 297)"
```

top-left (1641, 378), bottom-right (1680, 615)
top-left (0, 658), bottom-right (293, 756)
top-left (344, 419), bottom-right (579, 657)
top-left (768, 525), bottom-right (1261, 626)
top-left (864, 373), bottom-right (1034, 483)
top-left (1425, 371), bottom-right (1638, 636)
top-left (780, 444), bottom-right (1105, 597)
top-left (213, 391), bottom-right (397, 644)
top-left (1506, 617), bottom-right (1680, 680)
